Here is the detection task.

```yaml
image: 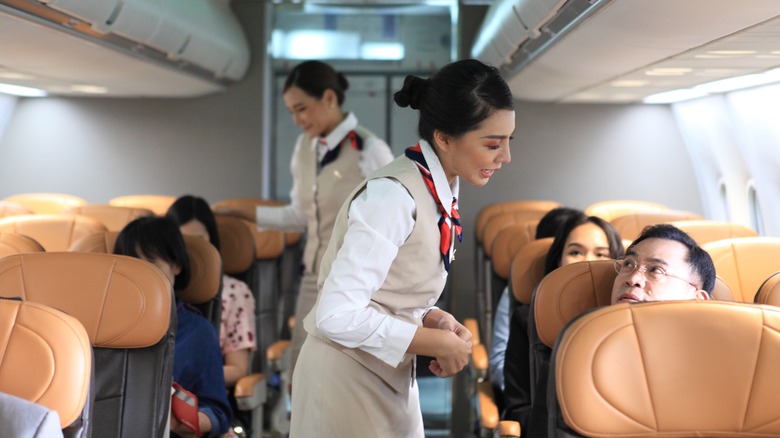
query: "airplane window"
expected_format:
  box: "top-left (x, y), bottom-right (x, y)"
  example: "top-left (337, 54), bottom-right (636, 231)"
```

top-left (748, 183), bottom-right (764, 235)
top-left (718, 180), bottom-right (731, 221)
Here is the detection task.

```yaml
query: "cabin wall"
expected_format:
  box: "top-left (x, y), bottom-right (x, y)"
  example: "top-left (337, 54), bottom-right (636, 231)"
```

top-left (0, 1), bottom-right (268, 205)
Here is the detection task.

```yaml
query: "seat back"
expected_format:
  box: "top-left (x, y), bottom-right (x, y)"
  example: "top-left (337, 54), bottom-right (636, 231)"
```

top-left (755, 271), bottom-right (780, 306)
top-left (584, 200), bottom-right (669, 222)
top-left (0, 214), bottom-right (107, 251)
top-left (108, 194), bottom-right (176, 216)
top-left (62, 205), bottom-right (153, 231)
top-left (703, 237), bottom-right (780, 303)
top-left (0, 232), bottom-right (45, 256)
top-left (491, 220), bottom-right (538, 281)
top-left (509, 237), bottom-right (553, 306)
top-left (672, 220), bottom-right (758, 245)
top-left (551, 301), bottom-right (780, 437)
top-left (0, 298), bottom-right (93, 437)
top-left (609, 210), bottom-right (703, 241)
top-left (0, 252), bottom-right (175, 438)
top-left (476, 200), bottom-right (561, 246)
top-left (3, 193), bottom-right (87, 214)
top-left (0, 200), bottom-right (33, 218)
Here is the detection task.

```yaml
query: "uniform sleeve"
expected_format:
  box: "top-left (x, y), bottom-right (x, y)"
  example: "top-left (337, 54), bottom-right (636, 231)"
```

top-left (256, 134), bottom-right (308, 231)
top-left (359, 136), bottom-right (395, 177)
top-left (315, 177), bottom-right (419, 367)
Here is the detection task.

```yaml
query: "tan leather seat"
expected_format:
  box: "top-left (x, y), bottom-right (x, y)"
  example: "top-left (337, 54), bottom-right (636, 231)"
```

top-left (703, 237), bottom-right (780, 302)
top-left (551, 301), bottom-right (780, 437)
top-left (62, 204), bottom-right (153, 231)
top-left (476, 201), bottom-right (561, 247)
top-left (108, 194), bottom-right (176, 216)
top-left (0, 252), bottom-right (174, 438)
top-left (3, 193), bottom-right (87, 214)
top-left (0, 201), bottom-right (33, 218)
top-left (0, 214), bottom-right (107, 251)
top-left (491, 220), bottom-right (538, 281)
top-left (510, 238), bottom-right (553, 305)
top-left (0, 298), bottom-right (93, 437)
top-left (584, 200), bottom-right (669, 222)
top-left (0, 232), bottom-right (45, 256)
top-left (754, 271), bottom-right (780, 306)
top-left (672, 219), bottom-right (758, 245)
top-left (609, 210), bottom-right (703, 241)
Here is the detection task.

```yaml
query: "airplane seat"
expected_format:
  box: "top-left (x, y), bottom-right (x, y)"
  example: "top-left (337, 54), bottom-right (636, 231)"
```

top-left (608, 210), bottom-right (703, 241)
top-left (3, 193), bottom-right (87, 214)
top-left (0, 252), bottom-right (175, 438)
top-left (549, 301), bottom-right (780, 437)
top-left (702, 237), bottom-right (780, 303)
top-left (583, 200), bottom-right (669, 222)
top-left (671, 219), bottom-right (758, 245)
top-left (61, 204), bottom-right (154, 231)
top-left (0, 232), bottom-right (46, 256)
top-left (491, 220), bottom-right (538, 295)
top-left (108, 194), bottom-right (177, 216)
top-left (754, 271), bottom-right (780, 306)
top-left (510, 238), bottom-right (554, 306)
top-left (0, 200), bottom-right (33, 218)
top-left (0, 214), bottom-right (107, 251)
top-left (0, 298), bottom-right (93, 438)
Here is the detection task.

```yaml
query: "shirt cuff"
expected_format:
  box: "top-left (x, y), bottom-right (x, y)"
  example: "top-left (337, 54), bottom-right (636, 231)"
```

top-left (372, 318), bottom-right (418, 367)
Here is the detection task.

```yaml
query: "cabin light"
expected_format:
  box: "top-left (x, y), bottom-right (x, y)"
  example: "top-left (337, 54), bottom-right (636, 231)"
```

top-left (277, 30), bottom-right (360, 59)
top-left (695, 68), bottom-right (780, 93)
top-left (645, 68), bottom-right (692, 76)
top-left (70, 85), bottom-right (108, 94)
top-left (611, 80), bottom-right (647, 88)
top-left (643, 88), bottom-right (708, 104)
top-left (360, 42), bottom-right (404, 60)
top-left (706, 50), bottom-right (756, 55)
top-left (0, 82), bottom-right (47, 97)
top-left (694, 54), bottom-right (737, 59)
top-left (0, 72), bottom-right (35, 80)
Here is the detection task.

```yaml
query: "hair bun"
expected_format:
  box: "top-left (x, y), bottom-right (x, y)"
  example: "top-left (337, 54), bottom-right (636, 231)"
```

top-left (336, 72), bottom-right (349, 92)
top-left (393, 76), bottom-right (428, 110)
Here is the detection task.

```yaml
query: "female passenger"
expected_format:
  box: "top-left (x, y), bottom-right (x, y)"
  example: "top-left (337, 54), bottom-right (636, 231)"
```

top-left (502, 213), bottom-right (624, 436)
top-left (216, 60), bottom-right (394, 376)
top-left (114, 216), bottom-right (232, 437)
top-left (166, 195), bottom-right (257, 389)
top-left (290, 59), bottom-right (515, 437)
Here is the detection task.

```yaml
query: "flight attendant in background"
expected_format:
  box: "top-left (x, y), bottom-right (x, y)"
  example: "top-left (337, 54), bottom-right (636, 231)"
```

top-left (216, 60), bottom-right (394, 378)
top-left (290, 59), bottom-right (515, 437)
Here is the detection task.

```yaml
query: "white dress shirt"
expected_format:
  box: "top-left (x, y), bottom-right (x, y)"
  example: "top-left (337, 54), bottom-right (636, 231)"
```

top-left (255, 112), bottom-right (394, 230)
top-left (316, 140), bottom-right (460, 367)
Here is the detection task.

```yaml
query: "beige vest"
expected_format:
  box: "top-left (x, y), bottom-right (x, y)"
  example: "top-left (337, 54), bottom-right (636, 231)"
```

top-left (305, 154), bottom-right (448, 393)
top-left (296, 129), bottom-right (368, 275)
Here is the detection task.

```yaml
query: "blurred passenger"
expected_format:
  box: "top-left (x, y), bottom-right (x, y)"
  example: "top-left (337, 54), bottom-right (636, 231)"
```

top-left (114, 216), bottom-right (232, 437)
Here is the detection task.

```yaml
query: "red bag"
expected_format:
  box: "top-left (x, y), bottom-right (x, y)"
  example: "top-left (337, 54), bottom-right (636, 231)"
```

top-left (171, 382), bottom-right (200, 435)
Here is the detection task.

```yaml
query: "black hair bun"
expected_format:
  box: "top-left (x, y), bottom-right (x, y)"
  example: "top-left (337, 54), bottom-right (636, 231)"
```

top-left (336, 72), bottom-right (349, 92)
top-left (393, 75), bottom-right (428, 110)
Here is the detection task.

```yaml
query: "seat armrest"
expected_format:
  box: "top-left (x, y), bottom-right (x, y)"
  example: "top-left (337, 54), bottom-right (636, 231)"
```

top-left (471, 343), bottom-right (488, 380)
top-left (477, 380), bottom-right (499, 432)
top-left (464, 318), bottom-right (481, 345)
top-left (234, 373), bottom-right (267, 410)
top-left (494, 420), bottom-right (521, 438)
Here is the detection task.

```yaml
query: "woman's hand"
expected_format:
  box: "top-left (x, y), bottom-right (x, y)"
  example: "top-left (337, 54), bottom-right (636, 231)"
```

top-left (422, 309), bottom-right (473, 377)
top-left (423, 309), bottom-right (473, 344)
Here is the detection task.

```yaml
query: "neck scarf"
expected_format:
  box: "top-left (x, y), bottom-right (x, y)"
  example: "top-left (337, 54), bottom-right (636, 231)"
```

top-left (405, 143), bottom-right (462, 271)
top-left (319, 130), bottom-right (363, 168)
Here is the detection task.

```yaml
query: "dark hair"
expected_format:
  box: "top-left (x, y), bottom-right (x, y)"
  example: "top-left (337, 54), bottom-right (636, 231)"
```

top-left (283, 60), bottom-right (349, 106)
top-left (544, 213), bottom-right (625, 275)
top-left (535, 207), bottom-right (583, 239)
top-left (627, 224), bottom-right (716, 294)
top-left (166, 195), bottom-right (220, 251)
top-left (394, 59), bottom-right (514, 146)
top-left (114, 216), bottom-right (191, 291)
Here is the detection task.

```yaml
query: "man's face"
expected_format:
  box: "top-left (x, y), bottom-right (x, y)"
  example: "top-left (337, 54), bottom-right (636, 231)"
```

top-left (611, 237), bottom-right (710, 304)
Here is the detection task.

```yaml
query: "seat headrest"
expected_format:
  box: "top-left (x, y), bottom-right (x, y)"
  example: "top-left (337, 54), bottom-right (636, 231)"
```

top-left (0, 252), bottom-right (171, 348)
top-left (475, 200), bottom-right (561, 243)
top-left (583, 200), bottom-right (669, 222)
top-left (671, 220), bottom-right (758, 245)
top-left (510, 237), bottom-right (553, 305)
top-left (0, 232), bottom-right (45, 256)
top-left (0, 298), bottom-right (92, 428)
top-left (0, 201), bottom-right (33, 218)
top-left (0, 214), bottom-right (107, 252)
top-left (177, 235), bottom-right (222, 304)
top-left (554, 301), bottom-right (780, 437)
top-left (68, 231), bottom-right (221, 305)
top-left (62, 205), bottom-right (154, 231)
top-left (216, 215), bottom-right (255, 274)
top-left (213, 198), bottom-right (302, 245)
top-left (755, 271), bottom-right (780, 306)
top-left (703, 237), bottom-right (780, 303)
top-left (108, 194), bottom-right (176, 216)
top-left (483, 210), bottom-right (553, 257)
top-left (3, 193), bottom-right (87, 215)
top-left (534, 260), bottom-right (616, 348)
top-left (491, 220), bottom-right (537, 280)
top-left (712, 275), bottom-right (736, 301)
top-left (609, 210), bottom-right (703, 241)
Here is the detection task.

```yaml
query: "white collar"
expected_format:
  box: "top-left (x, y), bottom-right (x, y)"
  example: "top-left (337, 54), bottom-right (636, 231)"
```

top-left (418, 139), bottom-right (459, 215)
top-left (315, 112), bottom-right (358, 151)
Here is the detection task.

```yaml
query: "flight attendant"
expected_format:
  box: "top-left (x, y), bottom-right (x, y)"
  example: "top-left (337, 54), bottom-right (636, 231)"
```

top-left (290, 59), bottom-right (515, 437)
top-left (217, 60), bottom-right (394, 376)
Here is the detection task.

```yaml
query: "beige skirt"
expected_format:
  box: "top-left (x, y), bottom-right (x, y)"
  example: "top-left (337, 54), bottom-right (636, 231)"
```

top-left (290, 335), bottom-right (424, 437)
top-left (288, 272), bottom-right (318, 380)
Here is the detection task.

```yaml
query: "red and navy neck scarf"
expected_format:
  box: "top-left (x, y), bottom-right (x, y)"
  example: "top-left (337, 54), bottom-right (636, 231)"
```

top-left (319, 131), bottom-right (363, 168)
top-left (405, 143), bottom-right (462, 271)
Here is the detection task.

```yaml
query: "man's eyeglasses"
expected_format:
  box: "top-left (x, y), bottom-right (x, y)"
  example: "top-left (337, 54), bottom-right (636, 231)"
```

top-left (612, 259), bottom-right (699, 289)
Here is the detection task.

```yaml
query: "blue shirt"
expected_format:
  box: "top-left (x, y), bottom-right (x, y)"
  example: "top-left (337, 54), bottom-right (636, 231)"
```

top-left (173, 301), bottom-right (232, 437)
